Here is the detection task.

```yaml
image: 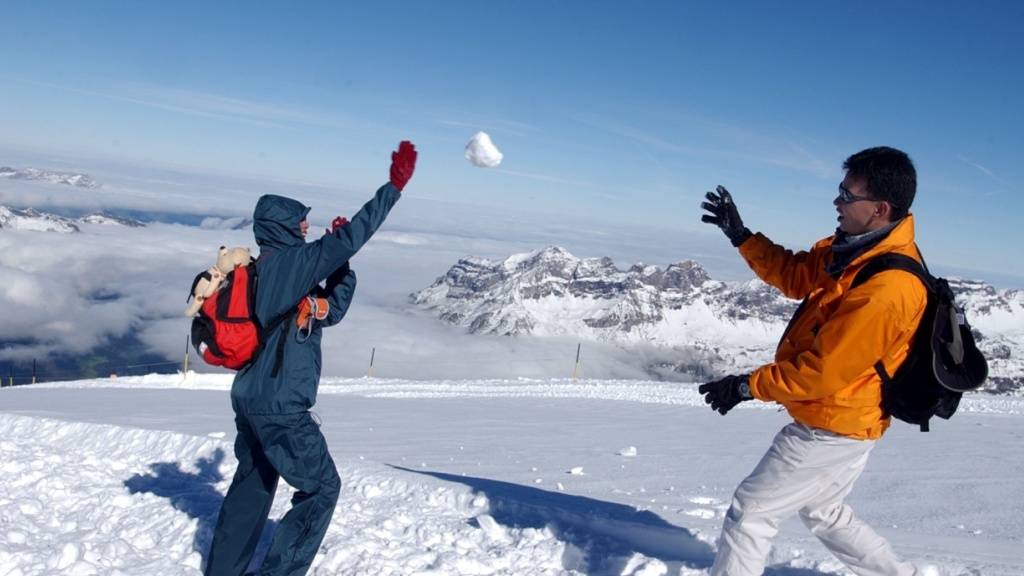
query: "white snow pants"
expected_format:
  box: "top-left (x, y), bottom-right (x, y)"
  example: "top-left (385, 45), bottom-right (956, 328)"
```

top-left (710, 422), bottom-right (918, 576)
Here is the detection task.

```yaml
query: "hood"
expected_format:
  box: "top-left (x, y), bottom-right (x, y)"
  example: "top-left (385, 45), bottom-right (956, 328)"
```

top-left (253, 194), bottom-right (311, 251)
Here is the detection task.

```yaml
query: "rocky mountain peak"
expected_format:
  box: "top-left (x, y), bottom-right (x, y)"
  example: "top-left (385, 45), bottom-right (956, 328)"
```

top-left (0, 205), bottom-right (80, 233)
top-left (412, 246), bottom-right (1024, 391)
top-left (0, 166), bottom-right (100, 188)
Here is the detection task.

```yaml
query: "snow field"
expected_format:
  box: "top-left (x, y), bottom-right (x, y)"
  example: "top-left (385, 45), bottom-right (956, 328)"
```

top-left (29, 372), bottom-right (1024, 414)
top-left (5, 377), bottom-right (1024, 575)
top-left (0, 415), bottom-right (225, 575)
top-left (0, 413), bottom-right (670, 576)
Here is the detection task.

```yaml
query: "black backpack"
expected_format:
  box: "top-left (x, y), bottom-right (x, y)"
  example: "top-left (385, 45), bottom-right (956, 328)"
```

top-left (852, 252), bottom-right (989, 431)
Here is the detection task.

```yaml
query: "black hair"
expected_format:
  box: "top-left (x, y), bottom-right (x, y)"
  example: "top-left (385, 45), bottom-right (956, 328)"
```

top-left (843, 146), bottom-right (916, 220)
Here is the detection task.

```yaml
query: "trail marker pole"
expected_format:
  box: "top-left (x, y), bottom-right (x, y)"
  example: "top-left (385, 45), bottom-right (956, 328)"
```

top-left (183, 333), bottom-right (190, 374)
top-left (572, 343), bottom-right (582, 379)
top-left (368, 347), bottom-right (376, 378)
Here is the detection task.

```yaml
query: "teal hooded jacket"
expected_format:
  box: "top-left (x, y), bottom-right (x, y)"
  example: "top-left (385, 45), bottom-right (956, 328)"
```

top-left (231, 183), bottom-right (401, 414)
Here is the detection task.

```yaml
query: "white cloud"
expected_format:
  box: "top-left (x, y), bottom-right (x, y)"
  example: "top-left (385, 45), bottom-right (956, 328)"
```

top-left (10, 77), bottom-right (386, 133)
top-left (493, 168), bottom-right (596, 189)
top-left (435, 114), bottom-right (541, 139)
top-left (374, 232), bottom-right (430, 246)
top-left (5, 158), bottom-right (1020, 382)
top-left (957, 154), bottom-right (1015, 192)
top-left (573, 111), bottom-right (835, 178)
top-left (0, 159), bottom-right (763, 378)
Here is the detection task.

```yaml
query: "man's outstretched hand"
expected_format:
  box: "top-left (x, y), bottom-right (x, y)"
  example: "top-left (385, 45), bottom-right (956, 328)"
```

top-left (698, 374), bottom-right (753, 415)
top-left (390, 140), bottom-right (417, 192)
top-left (701, 185), bottom-right (751, 247)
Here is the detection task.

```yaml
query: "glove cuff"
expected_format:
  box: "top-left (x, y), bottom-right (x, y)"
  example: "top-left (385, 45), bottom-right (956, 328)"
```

top-left (737, 376), bottom-right (752, 399)
top-left (729, 227), bottom-right (752, 247)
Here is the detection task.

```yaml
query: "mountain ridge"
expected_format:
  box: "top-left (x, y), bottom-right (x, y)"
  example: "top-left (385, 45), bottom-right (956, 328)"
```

top-left (0, 166), bottom-right (100, 188)
top-left (412, 246), bottom-right (1024, 391)
top-left (0, 205), bottom-right (145, 232)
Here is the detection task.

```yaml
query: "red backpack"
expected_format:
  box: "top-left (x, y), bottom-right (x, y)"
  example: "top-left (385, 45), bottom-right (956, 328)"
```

top-left (188, 261), bottom-right (322, 372)
top-left (189, 263), bottom-right (262, 369)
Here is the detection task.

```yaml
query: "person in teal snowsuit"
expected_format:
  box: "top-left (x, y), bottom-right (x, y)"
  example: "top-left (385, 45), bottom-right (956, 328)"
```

top-left (204, 141), bottom-right (417, 576)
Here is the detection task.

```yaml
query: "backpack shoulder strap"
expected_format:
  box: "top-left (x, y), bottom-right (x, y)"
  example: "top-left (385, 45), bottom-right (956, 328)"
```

top-left (248, 261), bottom-right (302, 378)
top-left (857, 252), bottom-right (938, 432)
top-left (851, 253), bottom-right (933, 292)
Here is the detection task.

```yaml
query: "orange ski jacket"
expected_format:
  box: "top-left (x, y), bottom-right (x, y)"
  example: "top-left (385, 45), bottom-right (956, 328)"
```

top-left (738, 215), bottom-right (928, 439)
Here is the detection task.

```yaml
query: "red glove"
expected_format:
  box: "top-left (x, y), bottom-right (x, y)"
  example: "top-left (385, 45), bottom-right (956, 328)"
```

top-left (389, 140), bottom-right (417, 192)
top-left (326, 216), bottom-right (348, 235)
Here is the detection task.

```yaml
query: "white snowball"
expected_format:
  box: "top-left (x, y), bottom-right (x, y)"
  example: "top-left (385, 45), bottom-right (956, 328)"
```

top-left (464, 131), bottom-right (504, 168)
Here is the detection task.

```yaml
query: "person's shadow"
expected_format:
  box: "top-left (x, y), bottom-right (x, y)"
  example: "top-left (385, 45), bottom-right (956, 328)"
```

top-left (392, 464), bottom-right (713, 574)
top-left (124, 449), bottom-right (277, 573)
top-left (392, 465), bottom-right (832, 576)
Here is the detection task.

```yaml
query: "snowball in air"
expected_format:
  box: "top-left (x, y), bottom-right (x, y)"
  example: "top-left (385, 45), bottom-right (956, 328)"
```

top-left (464, 131), bottom-right (504, 168)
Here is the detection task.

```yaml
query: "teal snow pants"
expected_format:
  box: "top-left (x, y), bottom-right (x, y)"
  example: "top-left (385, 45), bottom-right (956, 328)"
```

top-left (204, 412), bottom-right (340, 576)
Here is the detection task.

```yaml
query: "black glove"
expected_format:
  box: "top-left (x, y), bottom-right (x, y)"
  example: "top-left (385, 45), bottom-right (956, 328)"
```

top-left (701, 185), bottom-right (751, 247)
top-left (698, 374), bottom-right (752, 415)
top-left (323, 261), bottom-right (351, 293)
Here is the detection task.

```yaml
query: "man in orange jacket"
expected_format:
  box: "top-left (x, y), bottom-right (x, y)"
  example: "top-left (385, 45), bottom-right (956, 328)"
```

top-left (698, 147), bottom-right (928, 575)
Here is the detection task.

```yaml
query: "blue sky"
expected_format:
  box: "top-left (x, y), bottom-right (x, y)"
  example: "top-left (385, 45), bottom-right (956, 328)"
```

top-left (1, 1), bottom-right (1021, 283)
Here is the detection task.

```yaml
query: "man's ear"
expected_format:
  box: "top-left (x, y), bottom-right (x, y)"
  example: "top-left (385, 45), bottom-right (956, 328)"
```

top-left (876, 200), bottom-right (893, 222)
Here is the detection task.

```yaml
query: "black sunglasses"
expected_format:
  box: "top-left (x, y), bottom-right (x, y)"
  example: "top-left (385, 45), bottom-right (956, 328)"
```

top-left (836, 183), bottom-right (877, 204)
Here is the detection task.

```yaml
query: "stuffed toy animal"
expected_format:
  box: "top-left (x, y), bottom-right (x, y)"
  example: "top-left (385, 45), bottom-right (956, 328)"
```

top-left (184, 246), bottom-right (252, 317)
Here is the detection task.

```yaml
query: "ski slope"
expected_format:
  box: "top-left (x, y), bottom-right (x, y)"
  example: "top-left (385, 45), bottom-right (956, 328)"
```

top-left (2, 374), bottom-right (1023, 575)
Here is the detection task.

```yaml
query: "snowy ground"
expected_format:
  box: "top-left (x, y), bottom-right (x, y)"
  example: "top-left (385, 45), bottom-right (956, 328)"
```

top-left (2, 375), bottom-right (1023, 575)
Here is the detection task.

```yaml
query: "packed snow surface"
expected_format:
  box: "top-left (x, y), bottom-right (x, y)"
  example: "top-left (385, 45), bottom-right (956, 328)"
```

top-left (2, 374), bottom-right (1023, 575)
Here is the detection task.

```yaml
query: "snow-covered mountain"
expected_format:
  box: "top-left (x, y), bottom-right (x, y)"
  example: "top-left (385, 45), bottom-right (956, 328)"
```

top-left (0, 205), bottom-right (80, 233)
top-left (0, 206), bottom-right (147, 232)
top-left (79, 212), bottom-right (146, 227)
top-left (199, 216), bottom-right (253, 230)
top-left (950, 278), bottom-right (1024, 393)
top-left (412, 246), bottom-right (1024, 392)
top-left (411, 246), bottom-right (796, 379)
top-left (0, 165), bottom-right (100, 188)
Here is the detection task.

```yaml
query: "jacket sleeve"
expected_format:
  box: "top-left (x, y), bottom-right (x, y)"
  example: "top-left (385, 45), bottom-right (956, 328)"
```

top-left (748, 270), bottom-right (927, 402)
top-left (321, 268), bottom-right (356, 328)
top-left (738, 233), bottom-right (831, 300)
top-left (256, 183), bottom-right (400, 322)
top-left (312, 182), bottom-right (402, 282)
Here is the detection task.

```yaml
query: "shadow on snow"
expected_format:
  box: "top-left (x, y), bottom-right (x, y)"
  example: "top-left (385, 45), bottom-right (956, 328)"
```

top-left (393, 465), bottom-right (836, 576)
top-left (123, 448), bottom-right (277, 573)
top-left (392, 464), bottom-right (713, 574)
top-left (121, 455), bottom-right (833, 575)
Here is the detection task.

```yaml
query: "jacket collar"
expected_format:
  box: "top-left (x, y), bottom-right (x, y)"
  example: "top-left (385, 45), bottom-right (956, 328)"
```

top-left (851, 213), bottom-right (917, 264)
top-left (826, 214), bottom-right (918, 279)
